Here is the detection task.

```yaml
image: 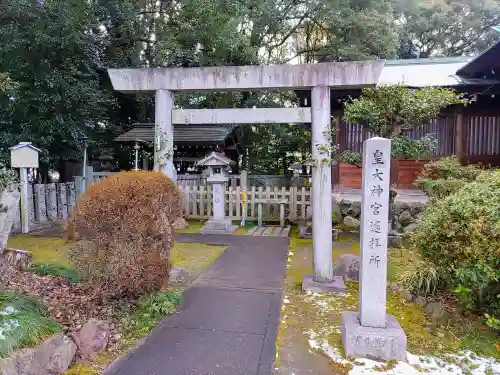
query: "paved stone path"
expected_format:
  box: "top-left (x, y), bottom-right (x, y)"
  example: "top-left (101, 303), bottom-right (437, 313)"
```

top-left (105, 233), bottom-right (289, 375)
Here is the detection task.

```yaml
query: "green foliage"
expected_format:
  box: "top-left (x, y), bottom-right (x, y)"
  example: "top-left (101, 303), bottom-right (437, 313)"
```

top-left (0, 0), bottom-right (115, 172)
top-left (390, 134), bottom-right (437, 159)
top-left (484, 314), bottom-right (500, 333)
top-left (0, 292), bottom-right (61, 358)
top-left (292, 0), bottom-right (398, 63)
top-left (415, 178), bottom-right (469, 201)
top-left (122, 290), bottom-right (182, 339)
top-left (344, 85), bottom-right (468, 138)
top-left (398, 260), bottom-right (445, 296)
top-left (0, 167), bottom-right (18, 190)
top-left (0, 73), bottom-right (18, 94)
top-left (415, 157), bottom-right (482, 199)
top-left (29, 263), bottom-right (81, 284)
top-left (339, 150), bottom-right (362, 167)
top-left (418, 156), bottom-right (482, 180)
top-left (410, 169), bottom-right (500, 313)
top-left (395, 0), bottom-right (500, 58)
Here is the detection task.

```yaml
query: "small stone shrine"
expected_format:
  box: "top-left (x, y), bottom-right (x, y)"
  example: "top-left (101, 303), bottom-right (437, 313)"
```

top-left (197, 152), bottom-right (237, 235)
top-left (341, 137), bottom-right (407, 361)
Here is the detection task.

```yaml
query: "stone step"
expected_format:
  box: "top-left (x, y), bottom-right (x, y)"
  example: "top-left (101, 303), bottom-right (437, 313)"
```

top-left (280, 226), bottom-right (291, 237)
top-left (253, 227), bottom-right (267, 236)
top-left (272, 227), bottom-right (282, 236)
top-left (246, 226), bottom-right (258, 236)
top-left (262, 227), bottom-right (275, 236)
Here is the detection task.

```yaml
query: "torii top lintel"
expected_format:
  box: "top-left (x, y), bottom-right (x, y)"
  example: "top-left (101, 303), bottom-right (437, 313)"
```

top-left (108, 60), bottom-right (385, 93)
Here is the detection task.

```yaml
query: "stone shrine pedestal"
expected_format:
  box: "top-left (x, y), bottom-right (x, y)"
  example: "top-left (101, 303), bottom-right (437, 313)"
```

top-left (341, 312), bottom-right (407, 361)
top-left (200, 175), bottom-right (236, 235)
top-left (200, 218), bottom-right (236, 234)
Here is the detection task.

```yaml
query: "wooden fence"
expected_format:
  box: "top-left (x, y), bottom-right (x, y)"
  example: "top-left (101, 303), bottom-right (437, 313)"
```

top-left (341, 115), bottom-right (500, 161)
top-left (11, 182), bottom-right (77, 232)
top-left (10, 181), bottom-right (310, 233)
top-left (180, 185), bottom-right (311, 221)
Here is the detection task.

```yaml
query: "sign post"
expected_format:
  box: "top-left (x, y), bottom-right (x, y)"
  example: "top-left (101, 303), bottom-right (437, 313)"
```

top-left (9, 142), bottom-right (41, 234)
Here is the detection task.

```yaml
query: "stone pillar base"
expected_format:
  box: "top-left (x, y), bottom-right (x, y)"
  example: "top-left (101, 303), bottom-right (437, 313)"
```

top-left (302, 274), bottom-right (345, 294)
top-left (341, 311), bottom-right (407, 361)
top-left (200, 219), bottom-right (237, 235)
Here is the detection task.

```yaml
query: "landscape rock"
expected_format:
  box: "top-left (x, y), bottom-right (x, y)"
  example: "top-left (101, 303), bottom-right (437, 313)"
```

top-left (331, 196), bottom-right (342, 224)
top-left (409, 202), bottom-right (426, 216)
top-left (398, 210), bottom-right (414, 227)
top-left (390, 283), bottom-right (404, 293)
top-left (388, 231), bottom-right (404, 248)
top-left (343, 216), bottom-right (360, 231)
top-left (172, 217), bottom-right (188, 230)
top-left (338, 199), bottom-right (352, 216)
top-left (0, 248), bottom-right (31, 269)
top-left (393, 202), bottom-right (409, 216)
top-left (0, 189), bottom-right (21, 254)
top-left (393, 219), bottom-right (403, 232)
top-left (168, 266), bottom-right (186, 283)
top-left (338, 254), bottom-right (360, 281)
top-left (71, 319), bottom-right (110, 359)
top-left (399, 291), bottom-right (414, 302)
top-left (414, 296), bottom-right (427, 307)
top-left (0, 334), bottom-right (76, 375)
top-left (403, 223), bottom-right (419, 232)
top-left (424, 302), bottom-right (450, 322)
top-left (347, 201), bottom-right (361, 218)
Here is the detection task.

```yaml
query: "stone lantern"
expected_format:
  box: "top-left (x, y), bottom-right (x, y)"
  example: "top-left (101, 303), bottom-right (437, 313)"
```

top-left (196, 152), bottom-right (236, 234)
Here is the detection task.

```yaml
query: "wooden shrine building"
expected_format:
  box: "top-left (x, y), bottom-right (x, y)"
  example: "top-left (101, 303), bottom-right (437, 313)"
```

top-left (114, 124), bottom-right (240, 174)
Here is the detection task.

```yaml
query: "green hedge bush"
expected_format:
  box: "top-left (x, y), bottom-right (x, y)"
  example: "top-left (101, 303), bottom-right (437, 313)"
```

top-left (414, 157), bottom-right (482, 200)
top-left (410, 169), bottom-right (500, 312)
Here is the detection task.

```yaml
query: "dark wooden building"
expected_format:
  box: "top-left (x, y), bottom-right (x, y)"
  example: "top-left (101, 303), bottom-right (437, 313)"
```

top-left (114, 124), bottom-right (241, 174)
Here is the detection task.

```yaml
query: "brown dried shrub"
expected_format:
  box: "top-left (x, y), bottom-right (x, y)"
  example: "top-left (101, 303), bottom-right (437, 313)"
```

top-left (65, 171), bottom-right (183, 299)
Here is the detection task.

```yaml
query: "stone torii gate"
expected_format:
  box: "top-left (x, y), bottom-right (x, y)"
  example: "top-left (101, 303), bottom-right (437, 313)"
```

top-left (107, 61), bottom-right (384, 289)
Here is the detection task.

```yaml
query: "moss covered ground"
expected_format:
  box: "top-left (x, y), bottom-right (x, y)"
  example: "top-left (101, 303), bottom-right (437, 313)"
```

top-left (274, 231), bottom-right (499, 375)
top-left (7, 235), bottom-right (71, 267)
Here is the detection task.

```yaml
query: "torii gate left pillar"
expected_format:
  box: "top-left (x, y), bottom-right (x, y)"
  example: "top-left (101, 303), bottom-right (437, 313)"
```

top-left (155, 90), bottom-right (174, 178)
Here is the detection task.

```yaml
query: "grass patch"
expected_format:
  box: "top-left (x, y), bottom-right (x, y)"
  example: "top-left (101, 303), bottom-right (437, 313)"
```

top-left (7, 235), bottom-right (71, 267)
top-left (29, 263), bottom-right (82, 284)
top-left (171, 242), bottom-right (226, 274)
top-left (175, 220), bottom-right (204, 234)
top-left (0, 292), bottom-right (61, 358)
top-left (232, 220), bottom-right (258, 235)
top-left (121, 290), bottom-right (182, 340)
top-left (63, 365), bottom-right (98, 375)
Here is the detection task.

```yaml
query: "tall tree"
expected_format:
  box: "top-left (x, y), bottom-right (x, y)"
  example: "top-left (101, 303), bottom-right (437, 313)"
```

top-left (0, 0), bottom-right (113, 179)
top-left (395, 0), bottom-right (500, 58)
top-left (287, 0), bottom-right (398, 63)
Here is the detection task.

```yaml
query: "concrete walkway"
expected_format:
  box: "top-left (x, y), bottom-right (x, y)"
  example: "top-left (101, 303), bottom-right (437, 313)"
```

top-left (105, 234), bottom-right (289, 375)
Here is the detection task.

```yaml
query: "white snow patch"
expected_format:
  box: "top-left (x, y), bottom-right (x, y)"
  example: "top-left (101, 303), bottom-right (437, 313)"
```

top-left (306, 331), bottom-right (500, 375)
top-left (0, 306), bottom-right (17, 316)
top-left (0, 318), bottom-right (20, 341)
